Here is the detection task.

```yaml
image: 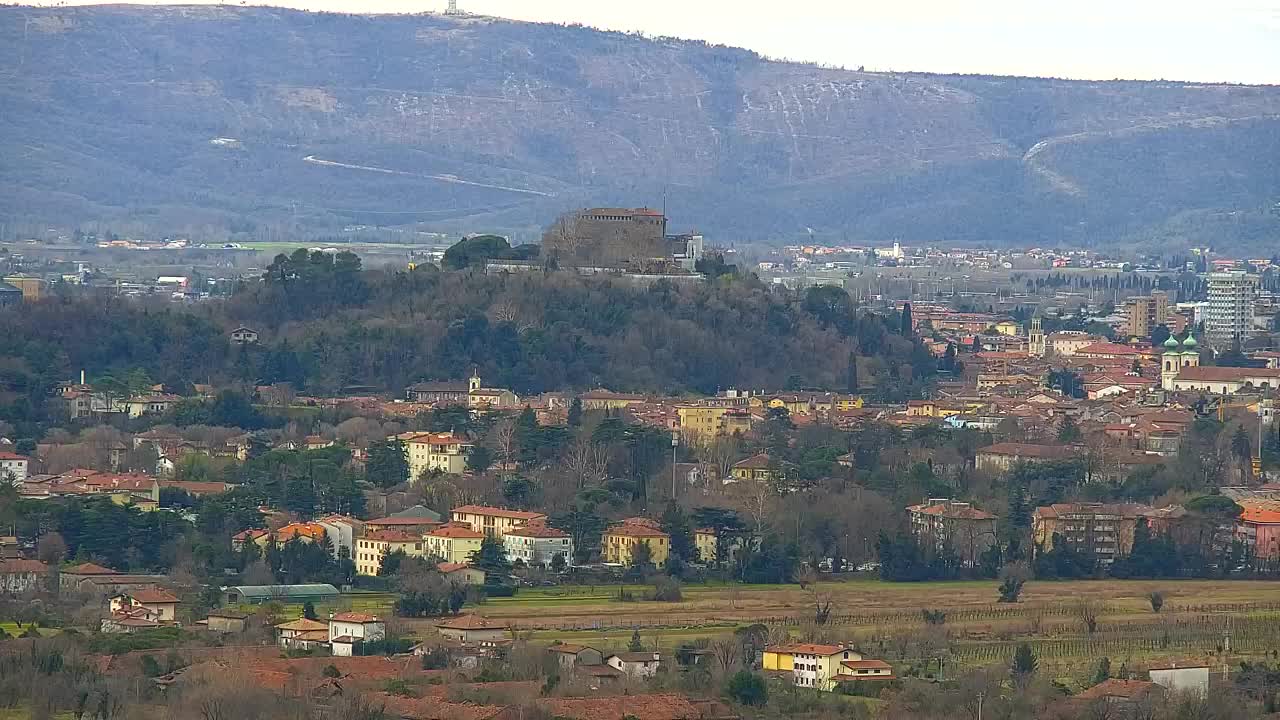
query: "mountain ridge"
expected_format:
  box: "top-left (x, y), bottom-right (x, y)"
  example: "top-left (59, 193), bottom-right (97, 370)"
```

top-left (2, 4), bottom-right (1279, 250)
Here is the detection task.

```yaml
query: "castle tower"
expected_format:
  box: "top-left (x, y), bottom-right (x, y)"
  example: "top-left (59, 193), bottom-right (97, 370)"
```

top-left (1028, 317), bottom-right (1045, 358)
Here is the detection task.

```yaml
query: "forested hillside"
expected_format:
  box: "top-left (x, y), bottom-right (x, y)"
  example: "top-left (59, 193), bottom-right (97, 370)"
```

top-left (2, 5), bottom-right (1279, 249)
top-left (0, 255), bottom-right (933, 434)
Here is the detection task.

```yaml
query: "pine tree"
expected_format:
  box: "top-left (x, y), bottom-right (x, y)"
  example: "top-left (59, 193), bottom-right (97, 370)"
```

top-left (629, 629), bottom-right (644, 652)
top-left (1011, 642), bottom-right (1037, 680)
top-left (1092, 657), bottom-right (1111, 685)
top-left (900, 302), bottom-right (913, 335)
top-left (567, 397), bottom-right (583, 427)
top-left (846, 352), bottom-right (859, 393)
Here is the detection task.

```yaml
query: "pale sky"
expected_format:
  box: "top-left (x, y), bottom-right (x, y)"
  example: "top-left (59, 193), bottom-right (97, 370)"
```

top-left (29, 0), bottom-right (1280, 84)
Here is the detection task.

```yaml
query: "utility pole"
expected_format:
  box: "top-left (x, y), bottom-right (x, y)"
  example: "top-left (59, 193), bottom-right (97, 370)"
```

top-left (671, 431), bottom-right (678, 500)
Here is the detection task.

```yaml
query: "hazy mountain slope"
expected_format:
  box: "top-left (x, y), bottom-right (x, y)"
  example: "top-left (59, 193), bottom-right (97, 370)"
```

top-left (1, 5), bottom-right (1278, 249)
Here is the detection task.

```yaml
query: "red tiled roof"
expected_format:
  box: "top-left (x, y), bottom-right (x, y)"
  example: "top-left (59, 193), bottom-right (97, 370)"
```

top-left (451, 505), bottom-right (546, 521)
top-left (118, 587), bottom-right (179, 604)
top-left (1076, 678), bottom-right (1160, 700)
top-left (428, 525), bottom-right (485, 539)
top-left (766, 643), bottom-right (845, 656)
top-left (841, 659), bottom-right (892, 670)
top-left (331, 612), bottom-right (380, 623)
top-left (1176, 366), bottom-right (1280, 382)
top-left (908, 501), bottom-right (996, 521)
top-left (364, 529), bottom-right (423, 543)
top-left (436, 562), bottom-right (476, 574)
top-left (732, 453), bottom-right (771, 470)
top-left (434, 615), bottom-right (509, 631)
top-left (0, 559), bottom-right (47, 573)
top-left (62, 562), bottom-right (118, 576)
top-left (375, 693), bottom-right (505, 720)
top-left (606, 524), bottom-right (669, 539)
top-left (0, 452), bottom-right (27, 461)
top-left (275, 618), bottom-right (329, 632)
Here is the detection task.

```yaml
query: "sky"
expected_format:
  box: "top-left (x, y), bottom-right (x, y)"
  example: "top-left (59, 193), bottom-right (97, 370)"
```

top-left (29, 0), bottom-right (1280, 84)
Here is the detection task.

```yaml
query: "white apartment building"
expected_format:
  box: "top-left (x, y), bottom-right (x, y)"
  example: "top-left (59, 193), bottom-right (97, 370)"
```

top-left (503, 524), bottom-right (574, 567)
top-left (0, 453), bottom-right (27, 485)
top-left (1205, 271), bottom-right (1258, 350)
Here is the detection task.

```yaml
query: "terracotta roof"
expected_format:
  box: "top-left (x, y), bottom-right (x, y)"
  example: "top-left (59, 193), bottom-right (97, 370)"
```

top-left (1035, 502), bottom-right (1153, 519)
top-left (504, 524), bottom-right (569, 538)
top-left (609, 652), bottom-right (659, 663)
top-left (0, 559), bottom-right (47, 573)
top-left (606, 523), bottom-right (669, 539)
top-left (1076, 678), bottom-right (1161, 701)
top-left (375, 693), bottom-right (505, 720)
top-left (1239, 500), bottom-right (1280, 524)
top-left (434, 615), bottom-right (509, 631)
top-left (766, 643), bottom-right (845, 656)
top-left (1077, 342), bottom-right (1142, 356)
top-left (451, 505), bottom-right (546, 521)
top-left (365, 516), bottom-right (441, 526)
top-left (732, 453), bottom-right (772, 470)
top-left (428, 525), bottom-right (485, 539)
top-left (160, 480), bottom-right (230, 495)
top-left (331, 612), bottom-right (380, 623)
top-left (907, 501), bottom-right (997, 521)
top-left (62, 562), bottom-right (118, 576)
top-left (1176, 366), bottom-right (1280, 382)
top-left (547, 643), bottom-right (595, 655)
top-left (275, 618), bottom-right (329, 632)
top-left (436, 562), bottom-right (476, 574)
top-left (274, 523), bottom-right (328, 541)
top-left (118, 587), bottom-right (180, 604)
top-left (363, 529), bottom-right (423, 543)
top-left (0, 452), bottom-right (27, 461)
top-left (841, 659), bottom-right (892, 670)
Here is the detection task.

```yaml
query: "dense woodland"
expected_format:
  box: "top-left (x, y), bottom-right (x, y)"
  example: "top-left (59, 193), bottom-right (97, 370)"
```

top-left (0, 251), bottom-right (935, 437)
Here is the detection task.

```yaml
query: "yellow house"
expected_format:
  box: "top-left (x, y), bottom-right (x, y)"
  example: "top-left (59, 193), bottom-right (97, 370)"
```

top-left (694, 528), bottom-right (718, 564)
top-left (833, 395), bottom-right (864, 411)
top-left (398, 432), bottom-right (471, 480)
top-left (994, 320), bottom-right (1022, 337)
top-left (450, 505), bottom-right (548, 538)
top-left (424, 524), bottom-right (486, 565)
top-left (603, 523), bottom-right (670, 566)
top-left (354, 529), bottom-right (425, 576)
top-left (730, 453), bottom-right (774, 483)
top-left (763, 643), bottom-right (869, 691)
top-left (676, 406), bottom-right (753, 439)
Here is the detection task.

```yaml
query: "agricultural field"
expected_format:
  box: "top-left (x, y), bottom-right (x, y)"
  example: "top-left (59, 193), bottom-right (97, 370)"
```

top-left (454, 577), bottom-right (1280, 682)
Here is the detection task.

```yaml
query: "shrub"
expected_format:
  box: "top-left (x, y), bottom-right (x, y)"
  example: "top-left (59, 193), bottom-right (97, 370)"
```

top-left (726, 671), bottom-right (768, 707)
top-left (652, 576), bottom-right (683, 602)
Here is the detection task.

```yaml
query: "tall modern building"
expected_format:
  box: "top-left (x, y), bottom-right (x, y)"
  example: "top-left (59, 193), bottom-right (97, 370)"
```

top-left (1124, 290), bottom-right (1169, 339)
top-left (1205, 271), bottom-right (1258, 350)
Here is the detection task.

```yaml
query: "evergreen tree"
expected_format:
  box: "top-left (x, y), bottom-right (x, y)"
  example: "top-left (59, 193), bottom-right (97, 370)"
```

top-left (900, 302), bottom-right (913, 335)
top-left (628, 540), bottom-right (654, 579)
top-left (726, 671), bottom-right (768, 707)
top-left (846, 352), bottom-right (859, 393)
top-left (1057, 415), bottom-right (1082, 443)
top-left (303, 600), bottom-right (318, 620)
top-left (366, 439), bottom-right (410, 488)
top-left (628, 629), bottom-right (644, 652)
top-left (1011, 642), bottom-right (1037, 680)
top-left (661, 501), bottom-right (697, 564)
top-left (469, 536), bottom-right (513, 578)
top-left (1092, 657), bottom-right (1111, 686)
top-left (567, 397), bottom-right (583, 427)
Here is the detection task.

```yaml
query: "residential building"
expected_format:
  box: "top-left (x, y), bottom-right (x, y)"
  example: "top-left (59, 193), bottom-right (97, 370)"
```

top-left (602, 522), bottom-right (670, 566)
top-left (0, 282), bottom-right (22, 307)
top-left (0, 453), bottom-right (29, 485)
top-left (1124, 291), bottom-right (1169, 338)
top-left (436, 562), bottom-right (486, 585)
top-left (675, 405), bottom-right (752, 439)
top-left (730, 453), bottom-right (774, 483)
top-left (547, 643), bottom-right (604, 673)
top-left (109, 587), bottom-right (180, 622)
top-left (975, 443), bottom-right (1079, 474)
top-left (503, 524), bottom-right (574, 567)
top-left (355, 529), bottom-right (425, 576)
top-left (836, 659), bottom-right (896, 684)
top-left (275, 618), bottom-right (330, 650)
top-left (694, 528), bottom-right (719, 564)
top-left (434, 615), bottom-right (510, 644)
top-left (1205, 271), bottom-right (1259, 350)
top-left (1048, 331), bottom-right (1103, 357)
top-left (272, 522), bottom-right (329, 545)
top-left (1148, 665), bottom-right (1209, 698)
top-left (204, 609), bottom-right (249, 633)
top-left (328, 612), bottom-right (386, 656)
top-left (399, 432), bottom-right (471, 480)
top-left (606, 651), bottom-right (661, 679)
top-left (1236, 500), bottom-right (1280, 561)
top-left (579, 390), bottom-right (647, 411)
top-left (450, 505), bottom-right (547, 538)
top-left (906, 499), bottom-right (998, 566)
top-left (230, 327), bottom-right (259, 344)
top-left (1033, 503), bottom-right (1152, 567)
top-left (763, 643), bottom-right (871, 691)
top-left (123, 394), bottom-right (181, 418)
top-left (316, 515), bottom-right (365, 560)
top-left (0, 559), bottom-right (48, 593)
top-left (424, 524), bottom-right (485, 565)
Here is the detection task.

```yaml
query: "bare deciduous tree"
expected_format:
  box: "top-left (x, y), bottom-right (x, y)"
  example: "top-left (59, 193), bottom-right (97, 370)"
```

top-left (563, 438), bottom-right (609, 489)
top-left (1076, 598), bottom-right (1101, 634)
